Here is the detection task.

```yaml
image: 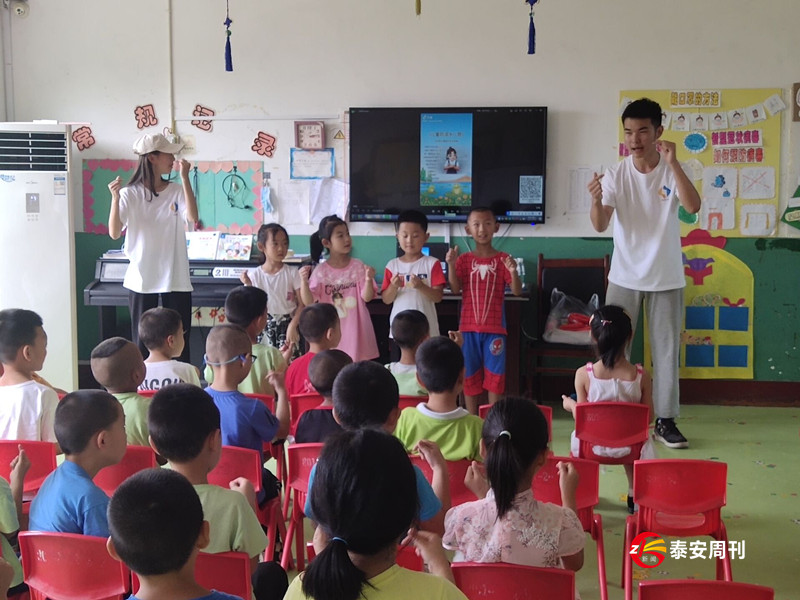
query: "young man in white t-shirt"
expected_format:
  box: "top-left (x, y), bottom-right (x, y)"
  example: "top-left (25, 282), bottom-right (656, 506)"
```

top-left (587, 97), bottom-right (701, 449)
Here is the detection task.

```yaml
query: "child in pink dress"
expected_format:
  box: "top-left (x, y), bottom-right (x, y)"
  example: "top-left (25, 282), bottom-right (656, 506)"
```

top-left (562, 304), bottom-right (656, 513)
top-left (300, 216), bottom-right (378, 362)
top-left (443, 398), bottom-right (585, 573)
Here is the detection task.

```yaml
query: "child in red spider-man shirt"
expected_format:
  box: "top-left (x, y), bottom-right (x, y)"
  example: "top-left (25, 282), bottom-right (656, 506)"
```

top-left (446, 207), bottom-right (522, 415)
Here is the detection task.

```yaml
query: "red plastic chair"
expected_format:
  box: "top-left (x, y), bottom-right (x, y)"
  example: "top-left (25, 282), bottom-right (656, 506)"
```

top-left (623, 459), bottom-right (732, 600)
top-left (532, 455), bottom-right (607, 600)
top-left (638, 580), bottom-right (773, 600)
top-left (408, 455), bottom-right (475, 508)
top-left (399, 395), bottom-right (426, 411)
top-left (207, 445), bottom-right (287, 563)
top-left (396, 543), bottom-right (424, 571)
top-left (0, 440), bottom-right (57, 499)
top-left (639, 579), bottom-right (775, 600)
top-left (573, 401), bottom-right (650, 464)
top-left (19, 531), bottom-right (130, 600)
top-left (451, 562), bottom-right (575, 600)
top-left (289, 393), bottom-right (325, 436)
top-left (479, 403), bottom-right (553, 442)
top-left (132, 551), bottom-right (252, 600)
top-left (93, 445), bottom-right (157, 496)
top-left (281, 443), bottom-right (324, 572)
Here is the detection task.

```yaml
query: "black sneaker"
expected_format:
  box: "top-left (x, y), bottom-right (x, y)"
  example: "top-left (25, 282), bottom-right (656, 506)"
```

top-left (654, 418), bottom-right (689, 449)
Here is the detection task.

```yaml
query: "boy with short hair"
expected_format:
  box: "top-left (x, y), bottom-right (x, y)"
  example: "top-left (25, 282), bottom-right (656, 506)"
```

top-left (148, 383), bottom-right (289, 600)
top-left (381, 209), bottom-right (446, 338)
top-left (305, 361), bottom-right (448, 535)
top-left (29, 390), bottom-right (127, 536)
top-left (293, 349), bottom-right (350, 444)
top-left (284, 304), bottom-right (341, 398)
top-left (445, 207), bottom-right (522, 413)
top-left (204, 286), bottom-right (286, 396)
top-left (107, 468), bottom-right (243, 600)
top-left (0, 309), bottom-right (59, 445)
top-left (395, 337), bottom-right (483, 462)
top-left (137, 306), bottom-right (201, 390)
top-left (385, 309), bottom-right (429, 397)
top-left (589, 97), bottom-right (701, 449)
top-left (204, 324), bottom-right (289, 503)
top-left (91, 337), bottom-right (151, 447)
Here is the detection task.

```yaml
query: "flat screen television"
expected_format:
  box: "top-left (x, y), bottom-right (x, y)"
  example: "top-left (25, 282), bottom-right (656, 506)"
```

top-left (349, 106), bottom-right (547, 224)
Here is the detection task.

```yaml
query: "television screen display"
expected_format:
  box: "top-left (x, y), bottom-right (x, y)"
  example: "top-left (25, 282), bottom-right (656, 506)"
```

top-left (349, 107), bottom-right (547, 224)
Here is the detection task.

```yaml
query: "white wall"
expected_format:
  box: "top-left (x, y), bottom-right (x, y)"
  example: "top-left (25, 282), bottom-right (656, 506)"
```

top-left (4, 0), bottom-right (800, 237)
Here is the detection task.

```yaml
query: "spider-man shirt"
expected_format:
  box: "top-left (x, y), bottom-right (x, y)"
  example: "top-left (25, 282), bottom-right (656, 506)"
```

top-left (455, 252), bottom-right (512, 335)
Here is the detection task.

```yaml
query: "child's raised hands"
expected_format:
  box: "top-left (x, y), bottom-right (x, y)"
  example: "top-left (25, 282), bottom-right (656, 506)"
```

top-left (406, 529), bottom-right (454, 581)
top-left (229, 477), bottom-right (257, 511)
top-left (266, 369), bottom-right (286, 393)
top-left (557, 460), bottom-right (579, 508)
top-left (239, 271), bottom-right (253, 286)
top-left (503, 255), bottom-right (518, 275)
top-left (299, 265), bottom-right (312, 281)
top-left (464, 460), bottom-right (489, 499)
top-left (445, 245), bottom-right (459, 265)
top-left (364, 265), bottom-right (376, 280)
top-left (415, 439), bottom-right (445, 472)
top-left (447, 330), bottom-right (463, 347)
top-left (10, 445), bottom-right (30, 481)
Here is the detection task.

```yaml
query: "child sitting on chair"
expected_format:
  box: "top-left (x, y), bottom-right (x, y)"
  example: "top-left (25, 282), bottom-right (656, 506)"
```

top-left (284, 429), bottom-right (466, 600)
top-left (148, 383), bottom-right (288, 600)
top-left (384, 309), bottom-right (429, 397)
top-left (205, 286), bottom-right (288, 396)
top-left (562, 304), bottom-right (655, 513)
top-left (293, 350), bottom-right (350, 444)
top-left (137, 307), bottom-right (201, 390)
top-left (443, 398), bottom-right (584, 572)
top-left (107, 468), bottom-right (242, 600)
top-left (29, 390), bottom-right (127, 536)
top-left (0, 309), bottom-right (59, 446)
top-left (203, 324), bottom-right (289, 505)
top-left (284, 304), bottom-right (341, 398)
top-left (91, 337), bottom-right (151, 447)
top-left (394, 337), bottom-right (483, 462)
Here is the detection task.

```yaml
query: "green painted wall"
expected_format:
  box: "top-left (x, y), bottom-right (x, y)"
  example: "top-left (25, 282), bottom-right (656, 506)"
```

top-left (74, 233), bottom-right (800, 381)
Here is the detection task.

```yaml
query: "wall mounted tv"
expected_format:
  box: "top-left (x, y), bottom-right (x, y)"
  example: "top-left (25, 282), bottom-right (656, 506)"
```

top-left (349, 106), bottom-right (547, 224)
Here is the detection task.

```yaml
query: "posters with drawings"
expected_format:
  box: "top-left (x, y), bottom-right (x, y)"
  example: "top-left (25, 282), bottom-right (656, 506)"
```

top-left (702, 167), bottom-right (738, 200)
top-left (739, 166), bottom-right (775, 200)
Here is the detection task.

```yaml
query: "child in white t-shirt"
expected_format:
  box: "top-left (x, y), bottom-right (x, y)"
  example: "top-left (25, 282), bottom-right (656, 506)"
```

top-left (241, 223), bottom-right (305, 361)
top-left (381, 210), bottom-right (446, 339)
top-left (137, 307), bottom-right (201, 391)
top-left (384, 309), bottom-right (429, 397)
top-left (0, 309), bottom-right (59, 447)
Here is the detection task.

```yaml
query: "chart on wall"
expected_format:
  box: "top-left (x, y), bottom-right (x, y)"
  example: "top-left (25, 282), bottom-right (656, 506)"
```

top-left (83, 160), bottom-right (264, 235)
top-left (643, 230), bottom-right (754, 379)
top-left (619, 89), bottom-right (784, 237)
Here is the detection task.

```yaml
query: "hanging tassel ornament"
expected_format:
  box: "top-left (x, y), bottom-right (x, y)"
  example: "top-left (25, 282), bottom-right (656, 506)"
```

top-left (224, 0), bottom-right (233, 72)
top-left (415, 0), bottom-right (421, 15)
top-left (526, 0), bottom-right (539, 55)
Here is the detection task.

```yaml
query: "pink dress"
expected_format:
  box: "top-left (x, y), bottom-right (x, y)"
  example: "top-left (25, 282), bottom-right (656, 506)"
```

top-left (570, 362), bottom-right (656, 459)
top-left (308, 259), bottom-right (378, 361)
top-left (443, 489), bottom-right (585, 568)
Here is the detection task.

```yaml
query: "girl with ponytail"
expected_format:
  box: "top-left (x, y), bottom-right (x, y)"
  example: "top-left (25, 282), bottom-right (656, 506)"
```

top-left (285, 429), bottom-right (466, 600)
top-left (562, 304), bottom-right (656, 513)
top-left (443, 397), bottom-right (584, 572)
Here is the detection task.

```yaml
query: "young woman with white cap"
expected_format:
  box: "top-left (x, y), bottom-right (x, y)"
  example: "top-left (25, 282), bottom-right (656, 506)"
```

top-left (107, 133), bottom-right (197, 362)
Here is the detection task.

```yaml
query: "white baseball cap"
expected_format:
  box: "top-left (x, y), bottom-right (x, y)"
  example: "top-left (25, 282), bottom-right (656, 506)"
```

top-left (132, 133), bottom-right (184, 155)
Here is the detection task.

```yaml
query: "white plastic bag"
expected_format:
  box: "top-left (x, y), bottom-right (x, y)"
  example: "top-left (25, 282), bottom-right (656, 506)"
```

top-left (542, 288), bottom-right (599, 345)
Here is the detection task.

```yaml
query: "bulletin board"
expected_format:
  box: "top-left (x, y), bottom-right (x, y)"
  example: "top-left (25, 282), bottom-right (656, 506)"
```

top-left (82, 159), bottom-right (264, 234)
top-left (619, 88), bottom-right (784, 238)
